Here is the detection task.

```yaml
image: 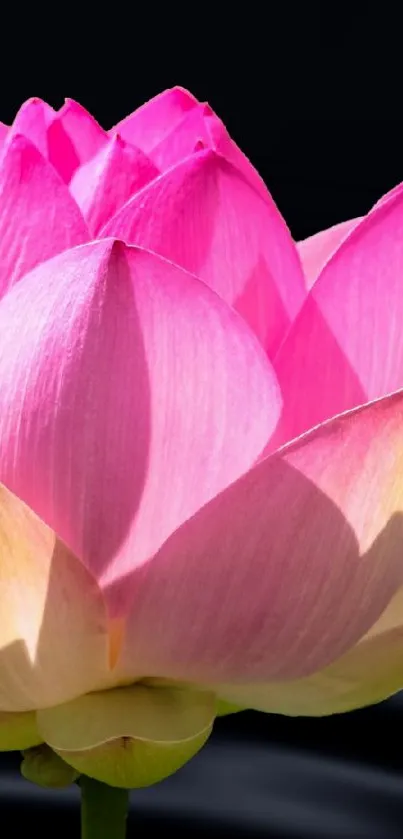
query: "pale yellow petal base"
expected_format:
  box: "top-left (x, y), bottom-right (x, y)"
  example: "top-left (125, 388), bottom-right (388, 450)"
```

top-left (0, 710), bottom-right (42, 751)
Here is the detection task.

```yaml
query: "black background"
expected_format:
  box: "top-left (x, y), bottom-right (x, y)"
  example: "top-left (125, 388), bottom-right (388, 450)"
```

top-left (2, 7), bottom-right (403, 837)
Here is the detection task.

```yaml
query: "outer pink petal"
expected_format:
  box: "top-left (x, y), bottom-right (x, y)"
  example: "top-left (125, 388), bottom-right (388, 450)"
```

top-left (148, 105), bottom-right (213, 170)
top-left (0, 135), bottom-right (89, 299)
top-left (297, 217), bottom-right (362, 289)
top-left (216, 589), bottom-right (403, 716)
top-left (57, 99), bottom-right (108, 172)
top-left (0, 240), bottom-right (280, 616)
top-left (373, 181), bottom-right (403, 209)
top-left (203, 105), bottom-right (269, 201)
top-left (271, 189), bottom-right (403, 449)
top-left (9, 98), bottom-right (55, 158)
top-left (110, 87), bottom-right (197, 152)
top-left (70, 135), bottom-right (159, 235)
top-left (102, 150), bottom-right (305, 357)
top-left (117, 391), bottom-right (403, 684)
top-left (0, 121), bottom-right (8, 147)
top-left (148, 103), bottom-right (269, 200)
top-left (7, 98), bottom-right (84, 184)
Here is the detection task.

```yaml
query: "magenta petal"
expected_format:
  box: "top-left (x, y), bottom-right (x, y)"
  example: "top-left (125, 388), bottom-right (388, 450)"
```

top-left (110, 87), bottom-right (197, 152)
top-left (118, 391), bottom-right (403, 684)
top-left (9, 98), bottom-right (55, 158)
top-left (0, 122), bottom-right (8, 147)
top-left (297, 217), bottom-right (362, 289)
top-left (103, 150), bottom-right (305, 357)
top-left (149, 105), bottom-right (213, 170)
top-left (0, 136), bottom-right (89, 299)
top-left (203, 106), bottom-right (269, 200)
top-left (70, 135), bottom-right (159, 235)
top-left (373, 181), bottom-right (403, 209)
top-left (0, 241), bottom-right (280, 615)
top-left (58, 99), bottom-right (108, 170)
top-left (7, 98), bottom-right (83, 184)
top-left (271, 189), bottom-right (403, 449)
top-left (149, 102), bottom-right (269, 199)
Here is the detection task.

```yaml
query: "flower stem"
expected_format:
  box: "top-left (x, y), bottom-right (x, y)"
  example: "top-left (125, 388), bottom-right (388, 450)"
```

top-left (80, 776), bottom-right (129, 839)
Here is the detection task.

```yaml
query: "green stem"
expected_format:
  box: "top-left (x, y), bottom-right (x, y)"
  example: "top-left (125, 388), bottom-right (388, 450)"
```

top-left (80, 775), bottom-right (129, 839)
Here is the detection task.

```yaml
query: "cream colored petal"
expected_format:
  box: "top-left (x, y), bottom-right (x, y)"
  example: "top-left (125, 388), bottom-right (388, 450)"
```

top-left (0, 711), bottom-right (42, 750)
top-left (0, 483), bottom-right (110, 711)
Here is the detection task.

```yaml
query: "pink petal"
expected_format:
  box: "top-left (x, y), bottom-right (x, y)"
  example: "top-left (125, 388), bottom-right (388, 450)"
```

top-left (148, 105), bottom-right (213, 170)
top-left (0, 240), bottom-right (280, 616)
top-left (103, 150), bottom-right (305, 357)
top-left (46, 117), bottom-right (82, 183)
top-left (297, 217), bottom-right (362, 289)
top-left (9, 98), bottom-right (55, 158)
top-left (117, 390), bottom-right (403, 685)
top-left (110, 87), bottom-right (197, 152)
top-left (203, 105), bottom-right (270, 200)
top-left (57, 99), bottom-right (108, 171)
top-left (70, 135), bottom-right (159, 235)
top-left (0, 135), bottom-right (89, 299)
top-left (7, 98), bottom-right (83, 184)
top-left (373, 181), bottom-right (403, 209)
top-left (149, 102), bottom-right (269, 200)
top-left (217, 588), bottom-right (403, 715)
top-left (0, 121), bottom-right (8, 147)
top-left (271, 189), bottom-right (403, 449)
top-left (151, 104), bottom-right (268, 199)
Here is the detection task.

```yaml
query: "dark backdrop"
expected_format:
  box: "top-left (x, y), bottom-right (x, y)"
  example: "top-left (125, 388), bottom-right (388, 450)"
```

top-left (1, 8), bottom-right (403, 838)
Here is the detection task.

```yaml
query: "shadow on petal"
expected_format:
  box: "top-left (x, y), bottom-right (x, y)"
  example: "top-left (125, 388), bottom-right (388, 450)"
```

top-left (109, 388), bottom-right (403, 702)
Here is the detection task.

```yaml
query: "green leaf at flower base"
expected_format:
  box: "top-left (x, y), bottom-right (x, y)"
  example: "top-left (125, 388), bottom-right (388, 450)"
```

top-left (37, 682), bottom-right (216, 788)
top-left (0, 710), bottom-right (42, 751)
top-left (21, 743), bottom-right (80, 788)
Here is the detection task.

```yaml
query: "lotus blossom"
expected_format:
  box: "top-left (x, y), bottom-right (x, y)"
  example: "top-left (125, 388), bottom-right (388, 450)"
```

top-left (1, 88), bottom-right (403, 789)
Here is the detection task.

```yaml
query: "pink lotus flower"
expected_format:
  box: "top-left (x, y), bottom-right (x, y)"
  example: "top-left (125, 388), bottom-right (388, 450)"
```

top-left (1, 87), bottom-right (403, 788)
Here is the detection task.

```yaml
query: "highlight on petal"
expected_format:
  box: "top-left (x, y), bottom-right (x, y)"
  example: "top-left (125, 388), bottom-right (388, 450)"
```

top-left (0, 135), bottom-right (89, 299)
top-left (272, 188), bottom-right (403, 449)
top-left (37, 683), bottom-right (215, 788)
top-left (116, 390), bottom-right (403, 688)
top-left (0, 711), bottom-right (42, 751)
top-left (57, 98), bottom-right (108, 171)
top-left (0, 240), bottom-right (280, 615)
top-left (297, 217), bottom-right (362, 289)
top-left (216, 588), bottom-right (403, 716)
top-left (110, 86), bottom-right (197, 152)
top-left (0, 482), bottom-right (109, 712)
top-left (70, 134), bottom-right (159, 235)
top-left (103, 150), bottom-right (305, 357)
